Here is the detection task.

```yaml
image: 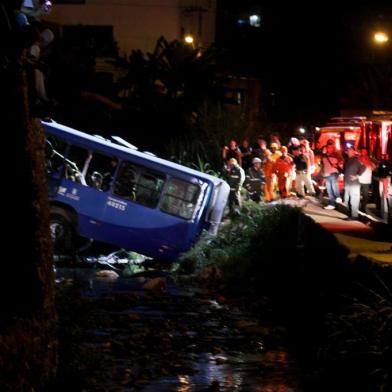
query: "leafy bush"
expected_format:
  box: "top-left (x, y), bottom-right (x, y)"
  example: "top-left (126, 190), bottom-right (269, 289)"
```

top-left (177, 202), bottom-right (300, 284)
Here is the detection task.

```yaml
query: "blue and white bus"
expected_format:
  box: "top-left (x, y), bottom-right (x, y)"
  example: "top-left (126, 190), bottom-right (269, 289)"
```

top-left (43, 120), bottom-right (229, 260)
top-left (42, 121), bottom-right (229, 260)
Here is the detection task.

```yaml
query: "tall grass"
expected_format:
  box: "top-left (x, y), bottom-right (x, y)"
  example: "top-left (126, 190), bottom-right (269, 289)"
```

top-left (165, 100), bottom-right (268, 174)
top-left (169, 149), bottom-right (221, 177)
top-left (318, 271), bottom-right (392, 391)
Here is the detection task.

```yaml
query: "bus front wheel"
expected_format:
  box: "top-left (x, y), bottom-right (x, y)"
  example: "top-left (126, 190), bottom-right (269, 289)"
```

top-left (50, 212), bottom-right (75, 255)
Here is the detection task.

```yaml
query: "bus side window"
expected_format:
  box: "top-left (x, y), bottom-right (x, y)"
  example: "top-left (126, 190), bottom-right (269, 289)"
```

top-left (161, 178), bottom-right (201, 219)
top-left (113, 162), bottom-right (138, 201)
top-left (86, 154), bottom-right (117, 191)
top-left (135, 172), bottom-right (165, 208)
top-left (66, 145), bottom-right (88, 185)
top-left (113, 161), bottom-right (165, 208)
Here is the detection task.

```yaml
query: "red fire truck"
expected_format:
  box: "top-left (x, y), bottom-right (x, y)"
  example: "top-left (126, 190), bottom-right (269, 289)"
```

top-left (316, 115), bottom-right (392, 159)
top-left (313, 115), bottom-right (392, 198)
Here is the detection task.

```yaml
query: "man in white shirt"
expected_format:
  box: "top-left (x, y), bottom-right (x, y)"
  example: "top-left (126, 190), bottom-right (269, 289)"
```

top-left (358, 149), bottom-right (376, 212)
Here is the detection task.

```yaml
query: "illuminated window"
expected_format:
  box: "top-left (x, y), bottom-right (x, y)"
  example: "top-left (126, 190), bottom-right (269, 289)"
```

top-left (224, 88), bottom-right (245, 106)
top-left (249, 14), bottom-right (261, 27)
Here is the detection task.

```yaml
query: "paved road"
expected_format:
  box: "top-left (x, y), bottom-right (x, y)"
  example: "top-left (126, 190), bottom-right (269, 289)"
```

top-left (302, 198), bottom-right (373, 235)
top-left (298, 197), bottom-right (392, 264)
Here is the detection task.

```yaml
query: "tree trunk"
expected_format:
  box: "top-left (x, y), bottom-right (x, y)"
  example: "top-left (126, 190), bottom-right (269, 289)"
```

top-left (0, 28), bottom-right (57, 391)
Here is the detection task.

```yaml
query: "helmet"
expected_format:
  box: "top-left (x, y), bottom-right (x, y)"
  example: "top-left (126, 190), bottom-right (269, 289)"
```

top-left (270, 142), bottom-right (278, 149)
top-left (90, 171), bottom-right (103, 189)
top-left (252, 157), bottom-right (262, 164)
top-left (290, 137), bottom-right (300, 146)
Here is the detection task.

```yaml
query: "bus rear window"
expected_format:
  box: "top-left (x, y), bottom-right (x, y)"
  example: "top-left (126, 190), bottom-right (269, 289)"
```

top-left (113, 161), bottom-right (165, 208)
top-left (160, 178), bottom-right (201, 220)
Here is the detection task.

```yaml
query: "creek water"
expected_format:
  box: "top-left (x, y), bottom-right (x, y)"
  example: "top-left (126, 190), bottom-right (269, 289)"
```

top-left (56, 267), bottom-right (302, 391)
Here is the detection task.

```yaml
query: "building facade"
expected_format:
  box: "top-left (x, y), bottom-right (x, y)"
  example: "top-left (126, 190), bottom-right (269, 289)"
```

top-left (44, 0), bottom-right (216, 55)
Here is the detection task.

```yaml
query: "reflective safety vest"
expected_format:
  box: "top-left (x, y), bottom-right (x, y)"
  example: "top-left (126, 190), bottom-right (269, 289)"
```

top-left (226, 165), bottom-right (245, 190)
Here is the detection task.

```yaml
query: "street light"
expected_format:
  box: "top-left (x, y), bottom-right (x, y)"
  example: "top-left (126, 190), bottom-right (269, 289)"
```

top-left (184, 34), bottom-right (195, 48)
top-left (299, 127), bottom-right (306, 134)
top-left (374, 31), bottom-right (389, 44)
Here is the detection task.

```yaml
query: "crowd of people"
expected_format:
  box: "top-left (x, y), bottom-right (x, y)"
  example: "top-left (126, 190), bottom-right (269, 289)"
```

top-left (222, 135), bottom-right (391, 222)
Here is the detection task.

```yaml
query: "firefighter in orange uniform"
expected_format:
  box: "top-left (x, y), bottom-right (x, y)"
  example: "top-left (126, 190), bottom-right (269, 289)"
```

top-left (274, 146), bottom-right (293, 198)
top-left (262, 150), bottom-right (275, 202)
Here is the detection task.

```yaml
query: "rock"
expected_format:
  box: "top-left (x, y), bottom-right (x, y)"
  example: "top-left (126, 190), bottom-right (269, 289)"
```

top-left (143, 277), bottom-right (167, 295)
top-left (214, 355), bottom-right (228, 364)
top-left (96, 270), bottom-right (120, 279)
top-left (199, 266), bottom-right (223, 280)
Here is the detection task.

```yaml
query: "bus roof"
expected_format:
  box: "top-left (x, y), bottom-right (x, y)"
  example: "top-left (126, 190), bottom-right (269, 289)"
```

top-left (42, 120), bottom-right (224, 186)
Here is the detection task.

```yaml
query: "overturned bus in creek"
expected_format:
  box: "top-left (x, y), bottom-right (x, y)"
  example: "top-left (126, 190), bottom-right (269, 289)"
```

top-left (43, 120), bottom-right (229, 260)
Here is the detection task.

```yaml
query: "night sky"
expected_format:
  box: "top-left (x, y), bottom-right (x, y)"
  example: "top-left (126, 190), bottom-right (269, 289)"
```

top-left (217, 1), bottom-right (392, 123)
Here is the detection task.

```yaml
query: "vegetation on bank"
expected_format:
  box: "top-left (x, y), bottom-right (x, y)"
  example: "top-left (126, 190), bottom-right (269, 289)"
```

top-left (177, 203), bottom-right (392, 391)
